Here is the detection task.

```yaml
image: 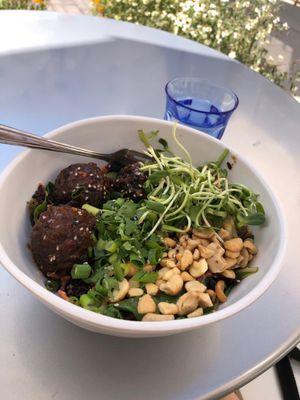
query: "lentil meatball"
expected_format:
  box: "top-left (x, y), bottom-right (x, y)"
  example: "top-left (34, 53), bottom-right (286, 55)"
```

top-left (31, 205), bottom-right (95, 274)
top-left (114, 162), bottom-right (147, 201)
top-left (52, 163), bottom-right (113, 207)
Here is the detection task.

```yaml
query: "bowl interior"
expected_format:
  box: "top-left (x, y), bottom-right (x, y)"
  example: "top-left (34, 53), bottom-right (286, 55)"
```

top-left (0, 116), bottom-right (283, 326)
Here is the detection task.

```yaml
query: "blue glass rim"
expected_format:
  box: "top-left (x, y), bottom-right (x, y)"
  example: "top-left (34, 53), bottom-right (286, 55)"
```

top-left (165, 77), bottom-right (239, 115)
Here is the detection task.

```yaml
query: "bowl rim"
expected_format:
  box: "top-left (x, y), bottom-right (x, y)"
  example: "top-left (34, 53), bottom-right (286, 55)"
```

top-left (0, 115), bottom-right (287, 334)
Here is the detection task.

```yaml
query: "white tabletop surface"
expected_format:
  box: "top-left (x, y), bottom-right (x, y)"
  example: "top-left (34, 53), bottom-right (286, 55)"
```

top-left (0, 11), bottom-right (299, 400)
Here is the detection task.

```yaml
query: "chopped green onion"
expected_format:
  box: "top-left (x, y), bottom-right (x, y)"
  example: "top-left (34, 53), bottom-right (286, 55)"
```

top-left (105, 240), bottom-right (118, 253)
top-left (71, 263), bottom-right (92, 279)
top-left (82, 203), bottom-right (101, 216)
top-left (79, 293), bottom-right (95, 309)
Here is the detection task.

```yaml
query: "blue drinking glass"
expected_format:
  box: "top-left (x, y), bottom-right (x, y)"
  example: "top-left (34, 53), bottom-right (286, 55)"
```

top-left (165, 77), bottom-right (239, 139)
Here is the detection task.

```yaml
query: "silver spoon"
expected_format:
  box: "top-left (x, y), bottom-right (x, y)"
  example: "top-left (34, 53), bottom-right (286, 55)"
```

top-left (0, 123), bottom-right (151, 170)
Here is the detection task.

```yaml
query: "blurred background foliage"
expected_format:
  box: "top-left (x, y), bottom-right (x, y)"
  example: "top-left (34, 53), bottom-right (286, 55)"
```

top-left (0, 0), bottom-right (46, 9)
top-left (92, 0), bottom-right (299, 94)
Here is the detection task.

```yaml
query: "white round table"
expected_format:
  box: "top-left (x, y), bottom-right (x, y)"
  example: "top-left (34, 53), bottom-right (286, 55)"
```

top-left (0, 11), bottom-right (299, 400)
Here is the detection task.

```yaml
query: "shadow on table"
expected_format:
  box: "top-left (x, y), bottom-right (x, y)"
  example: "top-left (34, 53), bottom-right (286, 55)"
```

top-left (13, 295), bottom-right (220, 400)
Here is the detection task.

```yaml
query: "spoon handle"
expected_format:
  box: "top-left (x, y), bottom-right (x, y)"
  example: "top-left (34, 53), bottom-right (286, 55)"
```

top-left (0, 124), bottom-right (111, 162)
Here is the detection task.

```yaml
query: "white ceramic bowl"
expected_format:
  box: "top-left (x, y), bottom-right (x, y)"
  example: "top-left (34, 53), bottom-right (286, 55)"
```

top-left (0, 115), bottom-right (286, 337)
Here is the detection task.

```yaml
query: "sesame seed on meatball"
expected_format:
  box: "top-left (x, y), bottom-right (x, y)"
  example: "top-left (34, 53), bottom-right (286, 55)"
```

top-left (51, 163), bottom-right (114, 207)
top-left (31, 205), bottom-right (95, 274)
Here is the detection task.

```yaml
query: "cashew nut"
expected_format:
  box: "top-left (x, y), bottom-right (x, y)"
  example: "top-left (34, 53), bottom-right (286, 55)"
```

top-left (185, 280), bottom-right (206, 293)
top-left (225, 257), bottom-right (238, 269)
top-left (158, 267), bottom-right (170, 278)
top-left (197, 238), bottom-right (210, 246)
top-left (165, 259), bottom-right (176, 269)
top-left (189, 258), bottom-right (208, 278)
top-left (160, 258), bottom-right (169, 267)
top-left (164, 237), bottom-right (177, 248)
top-left (163, 267), bottom-right (181, 280)
top-left (219, 228), bottom-right (231, 240)
top-left (222, 216), bottom-right (237, 239)
top-left (222, 269), bottom-right (236, 279)
top-left (239, 247), bottom-right (250, 268)
top-left (207, 254), bottom-right (227, 273)
top-left (126, 263), bottom-right (138, 277)
top-left (187, 307), bottom-right (204, 318)
top-left (128, 288), bottom-right (144, 297)
top-left (176, 252), bottom-right (183, 261)
top-left (160, 274), bottom-right (183, 295)
top-left (168, 249), bottom-right (177, 260)
top-left (215, 280), bottom-right (227, 303)
top-left (137, 294), bottom-right (157, 314)
top-left (192, 228), bottom-right (214, 239)
top-left (143, 263), bottom-right (154, 272)
top-left (179, 234), bottom-right (189, 243)
top-left (198, 244), bottom-right (215, 259)
top-left (207, 242), bottom-right (225, 256)
top-left (145, 283), bottom-right (159, 296)
top-left (111, 279), bottom-right (130, 302)
top-left (181, 271), bottom-right (194, 282)
top-left (193, 248), bottom-right (200, 260)
top-left (243, 239), bottom-right (258, 255)
top-left (176, 292), bottom-right (199, 315)
top-left (197, 292), bottom-right (213, 308)
top-left (224, 238), bottom-right (243, 252)
top-left (142, 313), bottom-right (175, 321)
top-left (158, 302), bottom-right (178, 315)
top-left (225, 250), bottom-right (240, 259)
top-left (206, 289), bottom-right (216, 302)
top-left (187, 239), bottom-right (199, 251)
top-left (180, 249), bottom-right (194, 270)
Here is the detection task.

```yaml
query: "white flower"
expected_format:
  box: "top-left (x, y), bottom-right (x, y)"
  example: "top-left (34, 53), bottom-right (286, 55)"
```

top-left (228, 51), bottom-right (236, 59)
top-left (221, 30), bottom-right (229, 38)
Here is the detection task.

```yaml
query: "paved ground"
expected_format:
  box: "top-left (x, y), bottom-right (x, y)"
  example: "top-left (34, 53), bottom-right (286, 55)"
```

top-left (47, 0), bottom-right (90, 14)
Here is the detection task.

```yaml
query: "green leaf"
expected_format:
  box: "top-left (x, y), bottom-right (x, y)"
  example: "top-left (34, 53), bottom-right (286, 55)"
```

top-left (33, 201), bottom-right (47, 223)
top-left (123, 241), bottom-right (134, 251)
top-left (153, 292), bottom-right (181, 304)
top-left (148, 170), bottom-right (168, 184)
top-left (114, 297), bottom-right (142, 320)
top-left (132, 270), bottom-right (158, 283)
top-left (237, 212), bottom-right (266, 226)
top-left (145, 200), bottom-right (166, 213)
top-left (102, 305), bottom-right (122, 319)
top-left (45, 279), bottom-right (60, 293)
top-left (158, 138), bottom-right (169, 150)
top-left (118, 201), bottom-right (137, 218)
top-left (33, 181), bottom-right (55, 223)
top-left (124, 218), bottom-right (137, 235)
top-left (148, 248), bottom-right (158, 265)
